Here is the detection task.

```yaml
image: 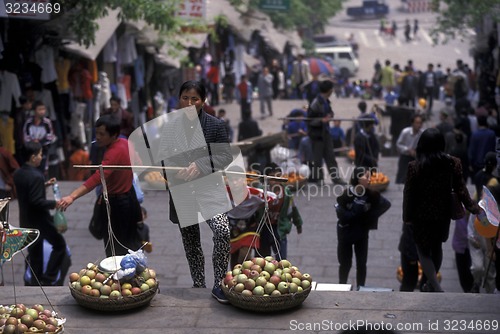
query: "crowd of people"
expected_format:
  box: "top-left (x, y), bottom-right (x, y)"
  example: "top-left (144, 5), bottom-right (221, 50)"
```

top-left (1, 52), bottom-right (499, 303)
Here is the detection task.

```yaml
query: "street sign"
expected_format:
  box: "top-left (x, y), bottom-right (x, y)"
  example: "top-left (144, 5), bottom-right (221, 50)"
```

top-left (259, 0), bottom-right (290, 11)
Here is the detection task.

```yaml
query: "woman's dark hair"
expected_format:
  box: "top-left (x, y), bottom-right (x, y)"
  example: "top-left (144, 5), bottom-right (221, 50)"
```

top-left (350, 166), bottom-right (368, 186)
top-left (95, 114), bottom-right (121, 137)
top-left (24, 141), bottom-right (42, 161)
top-left (179, 80), bottom-right (207, 102)
top-left (416, 128), bottom-right (447, 172)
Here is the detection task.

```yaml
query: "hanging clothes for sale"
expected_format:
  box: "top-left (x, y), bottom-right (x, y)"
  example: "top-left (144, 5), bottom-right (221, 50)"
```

top-left (55, 57), bottom-right (71, 93)
top-left (98, 72), bottom-right (111, 113)
top-left (88, 60), bottom-right (98, 84)
top-left (68, 62), bottom-right (93, 100)
top-left (134, 56), bottom-right (145, 90)
top-left (0, 70), bottom-right (22, 112)
top-left (34, 45), bottom-right (58, 84)
top-left (103, 32), bottom-right (118, 63)
top-left (117, 33), bottom-right (137, 66)
top-left (0, 116), bottom-right (15, 154)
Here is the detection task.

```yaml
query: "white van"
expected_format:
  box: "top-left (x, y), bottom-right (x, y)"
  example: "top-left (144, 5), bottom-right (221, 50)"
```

top-left (315, 45), bottom-right (359, 78)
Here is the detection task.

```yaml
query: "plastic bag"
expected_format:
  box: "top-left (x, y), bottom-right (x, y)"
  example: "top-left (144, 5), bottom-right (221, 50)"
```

top-left (53, 210), bottom-right (68, 234)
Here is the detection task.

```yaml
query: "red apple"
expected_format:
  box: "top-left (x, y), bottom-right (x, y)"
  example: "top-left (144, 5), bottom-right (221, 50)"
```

top-left (242, 268), bottom-right (251, 277)
top-left (243, 278), bottom-right (256, 291)
top-left (252, 257), bottom-right (266, 268)
top-left (122, 288), bottom-right (132, 297)
top-left (44, 324), bottom-right (57, 332)
top-left (90, 289), bottom-right (101, 297)
top-left (69, 272), bottom-right (80, 282)
top-left (249, 270), bottom-right (260, 280)
top-left (20, 314), bottom-right (34, 327)
top-left (33, 319), bottom-right (46, 330)
top-left (250, 264), bottom-right (262, 273)
top-left (10, 307), bottom-right (24, 318)
top-left (81, 285), bottom-right (93, 295)
top-left (95, 273), bottom-right (106, 283)
top-left (17, 323), bottom-right (29, 333)
top-left (131, 287), bottom-right (142, 295)
top-left (269, 275), bottom-right (281, 285)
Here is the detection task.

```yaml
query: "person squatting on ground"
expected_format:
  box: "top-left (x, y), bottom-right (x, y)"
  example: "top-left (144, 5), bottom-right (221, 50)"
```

top-left (57, 115), bottom-right (143, 257)
top-left (403, 128), bottom-right (480, 292)
top-left (158, 80), bottom-right (233, 304)
top-left (13, 142), bottom-right (67, 286)
top-left (335, 167), bottom-right (391, 289)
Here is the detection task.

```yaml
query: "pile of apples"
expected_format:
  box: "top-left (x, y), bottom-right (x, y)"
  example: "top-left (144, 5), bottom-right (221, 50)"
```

top-left (224, 256), bottom-right (312, 296)
top-left (0, 303), bottom-right (64, 334)
top-left (69, 262), bottom-right (157, 299)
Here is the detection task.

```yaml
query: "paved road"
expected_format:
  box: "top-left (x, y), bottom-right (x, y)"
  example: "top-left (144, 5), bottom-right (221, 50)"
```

top-left (2, 97), bottom-right (471, 294)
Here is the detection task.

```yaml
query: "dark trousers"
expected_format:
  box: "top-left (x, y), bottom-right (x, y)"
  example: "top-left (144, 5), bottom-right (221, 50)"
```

top-left (240, 99), bottom-right (251, 119)
top-left (337, 225), bottom-right (369, 287)
top-left (209, 82), bottom-right (219, 106)
top-left (396, 154), bottom-right (415, 184)
top-left (103, 190), bottom-right (142, 257)
top-left (400, 252), bottom-right (419, 291)
top-left (259, 224), bottom-right (287, 261)
top-left (25, 223), bottom-right (67, 286)
top-left (455, 249), bottom-right (474, 292)
top-left (311, 138), bottom-right (341, 183)
top-left (424, 87), bottom-right (434, 113)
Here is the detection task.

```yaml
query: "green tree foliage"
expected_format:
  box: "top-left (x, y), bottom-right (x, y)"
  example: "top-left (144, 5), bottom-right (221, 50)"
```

top-left (430, 0), bottom-right (500, 43)
top-left (229, 0), bottom-right (344, 34)
top-left (58, 0), bottom-right (183, 47)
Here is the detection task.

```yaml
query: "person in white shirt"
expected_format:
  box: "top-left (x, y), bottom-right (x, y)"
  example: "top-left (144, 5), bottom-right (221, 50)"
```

top-left (395, 114), bottom-right (424, 184)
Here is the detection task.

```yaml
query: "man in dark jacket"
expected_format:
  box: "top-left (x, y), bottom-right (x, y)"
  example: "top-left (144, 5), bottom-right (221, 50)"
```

top-left (307, 80), bottom-right (346, 185)
top-left (13, 141), bottom-right (67, 286)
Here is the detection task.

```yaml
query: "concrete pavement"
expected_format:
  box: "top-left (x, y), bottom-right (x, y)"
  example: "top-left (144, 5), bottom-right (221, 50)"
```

top-left (1, 97), bottom-right (498, 333)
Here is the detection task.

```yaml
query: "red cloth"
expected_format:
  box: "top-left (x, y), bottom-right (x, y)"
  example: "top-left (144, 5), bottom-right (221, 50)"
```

top-left (206, 66), bottom-right (219, 84)
top-left (83, 138), bottom-right (133, 194)
top-left (237, 81), bottom-right (248, 99)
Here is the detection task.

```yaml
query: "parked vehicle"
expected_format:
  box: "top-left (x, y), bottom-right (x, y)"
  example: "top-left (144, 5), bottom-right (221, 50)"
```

top-left (346, 0), bottom-right (389, 18)
top-left (314, 45), bottom-right (359, 78)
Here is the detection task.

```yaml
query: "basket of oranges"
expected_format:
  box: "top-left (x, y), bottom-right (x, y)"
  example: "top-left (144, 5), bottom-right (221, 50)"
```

top-left (368, 172), bottom-right (389, 192)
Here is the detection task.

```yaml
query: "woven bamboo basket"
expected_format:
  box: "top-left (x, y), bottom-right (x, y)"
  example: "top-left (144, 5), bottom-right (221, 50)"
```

top-left (221, 284), bottom-right (311, 312)
top-left (69, 283), bottom-right (158, 312)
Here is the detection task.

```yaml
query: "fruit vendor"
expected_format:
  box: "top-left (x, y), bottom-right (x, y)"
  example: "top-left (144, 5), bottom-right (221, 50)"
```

top-left (57, 115), bottom-right (143, 257)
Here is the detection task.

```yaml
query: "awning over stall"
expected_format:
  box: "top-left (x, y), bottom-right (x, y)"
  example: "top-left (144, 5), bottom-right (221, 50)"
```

top-left (61, 8), bottom-right (121, 60)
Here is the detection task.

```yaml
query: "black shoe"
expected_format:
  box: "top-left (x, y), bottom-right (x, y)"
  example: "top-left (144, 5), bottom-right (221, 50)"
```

top-left (211, 286), bottom-right (230, 304)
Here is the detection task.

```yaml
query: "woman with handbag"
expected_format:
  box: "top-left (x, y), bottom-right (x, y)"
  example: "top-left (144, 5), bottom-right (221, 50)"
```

top-left (403, 128), bottom-right (480, 292)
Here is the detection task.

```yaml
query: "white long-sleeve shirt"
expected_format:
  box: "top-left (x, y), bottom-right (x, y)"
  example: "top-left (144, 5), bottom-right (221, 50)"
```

top-left (396, 126), bottom-right (423, 155)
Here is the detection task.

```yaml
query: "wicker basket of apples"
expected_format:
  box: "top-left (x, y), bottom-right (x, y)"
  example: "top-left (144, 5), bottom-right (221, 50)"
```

top-left (68, 251), bottom-right (158, 312)
top-left (221, 256), bottom-right (312, 312)
top-left (0, 303), bottom-right (65, 333)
